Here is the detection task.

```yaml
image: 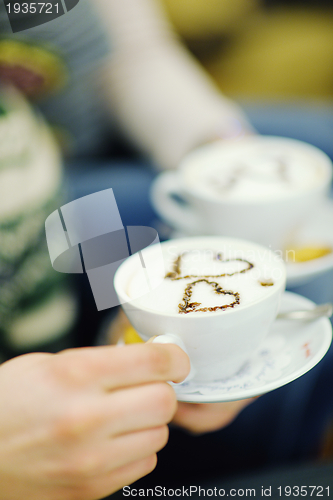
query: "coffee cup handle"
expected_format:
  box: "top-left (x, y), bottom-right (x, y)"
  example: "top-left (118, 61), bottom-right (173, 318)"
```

top-left (151, 172), bottom-right (201, 234)
top-left (152, 333), bottom-right (195, 383)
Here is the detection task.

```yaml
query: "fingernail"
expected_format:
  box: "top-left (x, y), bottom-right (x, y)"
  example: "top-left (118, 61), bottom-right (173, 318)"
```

top-left (147, 336), bottom-right (158, 343)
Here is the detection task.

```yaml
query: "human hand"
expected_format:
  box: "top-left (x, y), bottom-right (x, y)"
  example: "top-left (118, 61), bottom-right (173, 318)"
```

top-left (106, 313), bottom-right (257, 436)
top-left (0, 344), bottom-right (190, 500)
top-left (172, 398), bottom-right (257, 435)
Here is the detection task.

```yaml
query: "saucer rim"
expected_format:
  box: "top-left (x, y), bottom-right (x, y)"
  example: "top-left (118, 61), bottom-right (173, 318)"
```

top-left (285, 198), bottom-right (333, 286)
top-left (175, 291), bottom-right (333, 403)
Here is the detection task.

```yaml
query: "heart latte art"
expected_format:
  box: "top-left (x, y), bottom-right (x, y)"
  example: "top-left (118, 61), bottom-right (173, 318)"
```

top-left (127, 245), bottom-right (282, 315)
top-left (182, 138), bottom-right (328, 203)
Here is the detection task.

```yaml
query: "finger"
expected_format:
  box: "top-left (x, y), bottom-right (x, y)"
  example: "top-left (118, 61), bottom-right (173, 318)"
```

top-left (57, 343), bottom-right (190, 389)
top-left (172, 398), bottom-right (256, 434)
top-left (102, 381), bottom-right (177, 436)
top-left (79, 455), bottom-right (157, 500)
top-left (48, 383), bottom-right (176, 443)
top-left (85, 426), bottom-right (169, 475)
top-left (109, 426), bottom-right (169, 470)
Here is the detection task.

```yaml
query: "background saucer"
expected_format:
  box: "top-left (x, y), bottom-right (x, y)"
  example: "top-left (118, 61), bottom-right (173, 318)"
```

top-left (173, 291), bottom-right (332, 403)
top-left (285, 198), bottom-right (333, 287)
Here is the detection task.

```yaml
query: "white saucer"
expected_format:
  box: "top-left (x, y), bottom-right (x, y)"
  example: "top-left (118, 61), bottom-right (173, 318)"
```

top-left (285, 198), bottom-right (333, 287)
top-left (172, 291), bottom-right (332, 403)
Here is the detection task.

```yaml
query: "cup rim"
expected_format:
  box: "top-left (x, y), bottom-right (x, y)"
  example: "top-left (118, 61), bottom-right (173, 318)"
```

top-left (176, 136), bottom-right (333, 205)
top-left (114, 236), bottom-right (287, 318)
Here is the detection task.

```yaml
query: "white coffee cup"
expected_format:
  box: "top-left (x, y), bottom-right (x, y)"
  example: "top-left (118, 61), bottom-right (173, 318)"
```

top-left (151, 136), bottom-right (332, 250)
top-left (114, 236), bottom-right (286, 382)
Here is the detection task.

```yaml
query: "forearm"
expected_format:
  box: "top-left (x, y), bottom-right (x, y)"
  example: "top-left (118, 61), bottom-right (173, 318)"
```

top-left (95, 0), bottom-right (254, 169)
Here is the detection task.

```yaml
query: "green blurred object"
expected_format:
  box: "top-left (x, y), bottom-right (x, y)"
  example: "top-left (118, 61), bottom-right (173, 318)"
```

top-left (0, 88), bottom-right (77, 360)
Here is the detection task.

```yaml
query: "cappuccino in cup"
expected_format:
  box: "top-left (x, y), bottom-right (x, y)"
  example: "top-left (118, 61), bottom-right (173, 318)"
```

top-left (127, 243), bottom-right (282, 315)
top-left (114, 237), bottom-right (286, 382)
top-left (151, 137), bottom-right (332, 249)
top-left (184, 139), bottom-right (327, 202)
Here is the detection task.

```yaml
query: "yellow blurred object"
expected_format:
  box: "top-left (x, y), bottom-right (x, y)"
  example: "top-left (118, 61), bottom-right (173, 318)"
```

top-left (162, 0), bottom-right (258, 39)
top-left (202, 8), bottom-right (333, 99)
top-left (161, 0), bottom-right (333, 100)
top-left (286, 246), bottom-right (333, 263)
top-left (124, 326), bottom-right (144, 344)
top-left (0, 40), bottom-right (68, 98)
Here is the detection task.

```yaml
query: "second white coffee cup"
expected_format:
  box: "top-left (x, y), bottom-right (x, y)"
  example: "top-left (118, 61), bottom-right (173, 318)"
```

top-left (151, 136), bottom-right (332, 250)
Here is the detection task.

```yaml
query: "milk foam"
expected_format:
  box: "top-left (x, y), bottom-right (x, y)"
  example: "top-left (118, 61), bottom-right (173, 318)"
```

top-left (183, 138), bottom-right (327, 202)
top-left (127, 243), bottom-right (285, 315)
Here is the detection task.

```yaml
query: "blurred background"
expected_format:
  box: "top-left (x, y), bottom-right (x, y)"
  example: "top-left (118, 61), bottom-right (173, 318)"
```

top-left (162, 0), bottom-right (333, 102)
top-left (161, 0), bottom-right (333, 160)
